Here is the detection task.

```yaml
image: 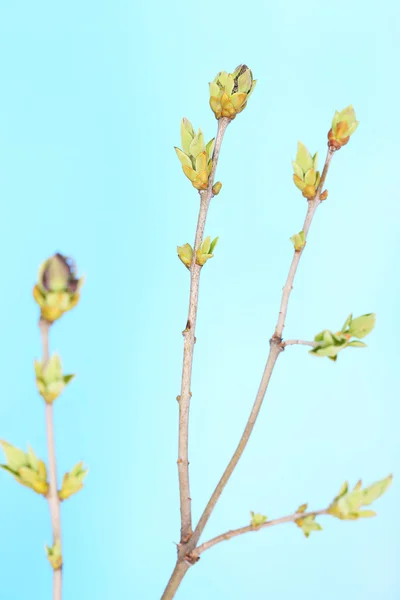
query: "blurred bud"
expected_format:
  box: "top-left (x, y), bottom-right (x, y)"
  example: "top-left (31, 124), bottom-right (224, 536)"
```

top-left (328, 475), bottom-right (392, 520)
top-left (212, 181), bottom-right (222, 196)
top-left (328, 105), bottom-right (359, 150)
top-left (0, 441), bottom-right (48, 495)
top-left (33, 253), bottom-right (83, 323)
top-left (46, 540), bottom-right (62, 570)
top-left (209, 65), bottom-right (256, 120)
top-left (290, 230), bottom-right (306, 252)
top-left (292, 142), bottom-right (320, 199)
top-left (177, 243), bottom-right (194, 269)
top-left (34, 354), bottom-right (75, 404)
top-left (175, 118), bottom-right (214, 190)
top-left (250, 511), bottom-right (268, 528)
top-left (196, 236), bottom-right (219, 266)
top-left (59, 461), bottom-right (88, 501)
top-left (295, 514), bottom-right (322, 537)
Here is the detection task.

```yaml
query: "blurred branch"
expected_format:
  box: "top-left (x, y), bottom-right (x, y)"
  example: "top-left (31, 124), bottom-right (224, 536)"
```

top-left (39, 318), bottom-right (63, 600)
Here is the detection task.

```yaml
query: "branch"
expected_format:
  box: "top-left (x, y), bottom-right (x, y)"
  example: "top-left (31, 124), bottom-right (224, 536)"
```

top-left (195, 508), bottom-right (328, 556)
top-left (39, 318), bottom-right (63, 600)
top-left (283, 339), bottom-right (316, 348)
top-left (275, 149), bottom-right (334, 340)
top-left (189, 147), bottom-right (335, 550)
top-left (177, 117), bottom-right (230, 542)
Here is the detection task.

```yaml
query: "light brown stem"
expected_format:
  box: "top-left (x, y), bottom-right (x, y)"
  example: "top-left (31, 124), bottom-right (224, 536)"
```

top-left (177, 117), bottom-right (230, 542)
top-left (283, 339), bottom-right (316, 348)
top-left (160, 561), bottom-right (190, 600)
top-left (40, 318), bottom-right (63, 600)
top-left (196, 509), bottom-right (328, 555)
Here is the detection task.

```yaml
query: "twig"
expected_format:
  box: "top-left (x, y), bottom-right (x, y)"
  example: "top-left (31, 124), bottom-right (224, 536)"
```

top-left (275, 149), bottom-right (333, 339)
top-left (177, 117), bottom-right (230, 542)
top-left (283, 339), bottom-right (316, 348)
top-left (189, 147), bottom-right (335, 550)
top-left (39, 318), bottom-right (63, 600)
top-left (195, 508), bottom-right (328, 556)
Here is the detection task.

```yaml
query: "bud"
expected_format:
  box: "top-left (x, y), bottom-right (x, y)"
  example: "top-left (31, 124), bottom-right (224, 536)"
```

top-left (250, 511), bottom-right (268, 528)
top-left (177, 243), bottom-right (194, 269)
top-left (320, 189), bottom-right (328, 201)
top-left (212, 181), bottom-right (222, 196)
top-left (290, 230), bottom-right (306, 252)
top-left (196, 236), bottom-right (219, 266)
top-left (209, 65), bottom-right (256, 120)
top-left (175, 118), bottom-right (214, 190)
top-left (328, 475), bottom-right (392, 520)
top-left (34, 354), bottom-right (75, 404)
top-left (33, 253), bottom-right (83, 323)
top-left (295, 514), bottom-right (322, 537)
top-left (0, 441), bottom-right (48, 495)
top-left (59, 461), bottom-right (88, 501)
top-left (292, 142), bottom-right (320, 199)
top-left (328, 105), bottom-right (359, 150)
top-left (46, 540), bottom-right (63, 570)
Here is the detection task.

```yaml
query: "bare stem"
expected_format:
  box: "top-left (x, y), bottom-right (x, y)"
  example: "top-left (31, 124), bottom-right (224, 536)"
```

top-left (196, 509), bottom-right (328, 555)
top-left (160, 561), bottom-right (190, 600)
top-left (283, 339), bottom-right (316, 348)
top-left (189, 147), bottom-right (335, 550)
top-left (39, 318), bottom-right (63, 600)
top-left (177, 117), bottom-right (230, 542)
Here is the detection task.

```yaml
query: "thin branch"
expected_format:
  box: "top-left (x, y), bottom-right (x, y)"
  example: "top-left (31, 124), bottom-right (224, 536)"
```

top-left (195, 508), bottom-right (328, 556)
top-left (177, 117), bottom-right (230, 542)
top-left (283, 339), bottom-right (316, 348)
top-left (40, 318), bottom-right (63, 600)
top-left (275, 148), bottom-right (334, 340)
top-left (189, 147), bottom-right (335, 551)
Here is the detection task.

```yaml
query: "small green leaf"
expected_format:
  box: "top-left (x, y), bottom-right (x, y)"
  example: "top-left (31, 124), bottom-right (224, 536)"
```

top-left (296, 142), bottom-right (314, 172)
top-left (205, 138), bottom-right (215, 160)
top-left (189, 130), bottom-right (205, 158)
top-left (341, 314), bottom-right (352, 332)
top-left (174, 147), bottom-right (192, 169)
top-left (0, 441), bottom-right (27, 472)
top-left (209, 236), bottom-right (219, 253)
top-left (348, 313), bottom-right (376, 339)
top-left (201, 236), bottom-right (211, 255)
top-left (362, 475), bottom-right (393, 506)
top-left (292, 161), bottom-right (303, 179)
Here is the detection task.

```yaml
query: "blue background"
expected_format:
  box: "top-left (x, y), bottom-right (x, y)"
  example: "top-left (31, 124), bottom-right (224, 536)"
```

top-left (0, 1), bottom-right (398, 598)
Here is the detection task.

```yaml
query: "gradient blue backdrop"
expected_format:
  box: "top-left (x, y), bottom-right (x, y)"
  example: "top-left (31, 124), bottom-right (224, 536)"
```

top-left (0, 1), bottom-right (398, 598)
